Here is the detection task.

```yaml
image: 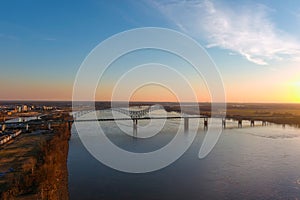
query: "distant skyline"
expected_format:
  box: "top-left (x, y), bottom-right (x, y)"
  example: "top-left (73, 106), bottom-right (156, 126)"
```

top-left (0, 0), bottom-right (299, 103)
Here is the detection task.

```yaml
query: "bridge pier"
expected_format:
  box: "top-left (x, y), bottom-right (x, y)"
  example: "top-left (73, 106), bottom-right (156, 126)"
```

top-left (204, 118), bottom-right (208, 130)
top-left (184, 118), bottom-right (189, 132)
top-left (133, 119), bottom-right (138, 138)
top-left (238, 120), bottom-right (242, 128)
top-left (222, 118), bottom-right (226, 129)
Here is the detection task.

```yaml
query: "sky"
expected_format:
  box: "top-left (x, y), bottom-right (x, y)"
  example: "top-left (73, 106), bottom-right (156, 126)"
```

top-left (0, 0), bottom-right (300, 103)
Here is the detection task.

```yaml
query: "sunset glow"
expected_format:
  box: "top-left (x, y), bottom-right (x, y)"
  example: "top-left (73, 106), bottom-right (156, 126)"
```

top-left (129, 85), bottom-right (179, 102)
top-left (0, 1), bottom-right (300, 103)
top-left (289, 82), bottom-right (300, 102)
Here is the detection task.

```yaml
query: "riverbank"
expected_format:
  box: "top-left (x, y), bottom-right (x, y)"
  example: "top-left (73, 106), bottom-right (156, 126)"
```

top-left (0, 115), bottom-right (71, 200)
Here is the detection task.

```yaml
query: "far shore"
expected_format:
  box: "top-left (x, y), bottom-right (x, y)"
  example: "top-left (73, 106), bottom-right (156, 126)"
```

top-left (1, 101), bottom-right (300, 127)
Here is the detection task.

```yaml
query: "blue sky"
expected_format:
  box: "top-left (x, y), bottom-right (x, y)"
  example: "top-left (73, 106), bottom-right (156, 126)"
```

top-left (0, 0), bottom-right (300, 102)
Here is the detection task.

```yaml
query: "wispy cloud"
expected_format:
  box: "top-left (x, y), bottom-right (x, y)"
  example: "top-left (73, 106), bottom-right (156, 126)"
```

top-left (150, 0), bottom-right (300, 65)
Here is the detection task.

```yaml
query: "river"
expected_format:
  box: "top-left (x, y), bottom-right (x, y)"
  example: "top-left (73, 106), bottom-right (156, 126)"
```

top-left (68, 109), bottom-right (300, 199)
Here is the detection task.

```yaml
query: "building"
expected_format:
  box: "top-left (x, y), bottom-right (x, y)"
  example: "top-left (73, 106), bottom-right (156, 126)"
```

top-left (43, 106), bottom-right (53, 110)
top-left (22, 105), bottom-right (28, 112)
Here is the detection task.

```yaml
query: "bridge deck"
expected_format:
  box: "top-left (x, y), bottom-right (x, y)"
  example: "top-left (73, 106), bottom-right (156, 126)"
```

top-left (74, 115), bottom-right (208, 122)
top-left (2, 115), bottom-right (285, 125)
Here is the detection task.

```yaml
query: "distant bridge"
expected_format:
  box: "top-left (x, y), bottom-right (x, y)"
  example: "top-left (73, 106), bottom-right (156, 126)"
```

top-left (1, 106), bottom-right (288, 138)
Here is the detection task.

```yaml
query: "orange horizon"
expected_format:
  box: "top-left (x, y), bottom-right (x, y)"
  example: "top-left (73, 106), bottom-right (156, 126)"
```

top-left (0, 98), bottom-right (300, 104)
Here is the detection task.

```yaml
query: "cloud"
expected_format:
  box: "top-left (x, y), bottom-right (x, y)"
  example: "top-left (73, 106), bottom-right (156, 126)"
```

top-left (150, 0), bottom-right (300, 65)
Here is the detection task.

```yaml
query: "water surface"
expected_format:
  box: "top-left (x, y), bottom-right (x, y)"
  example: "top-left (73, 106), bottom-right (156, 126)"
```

top-left (68, 110), bottom-right (300, 199)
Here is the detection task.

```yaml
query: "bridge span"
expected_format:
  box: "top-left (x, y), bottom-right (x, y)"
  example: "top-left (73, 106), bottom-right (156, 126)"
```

top-left (1, 107), bottom-right (283, 138)
top-left (71, 108), bottom-right (279, 137)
